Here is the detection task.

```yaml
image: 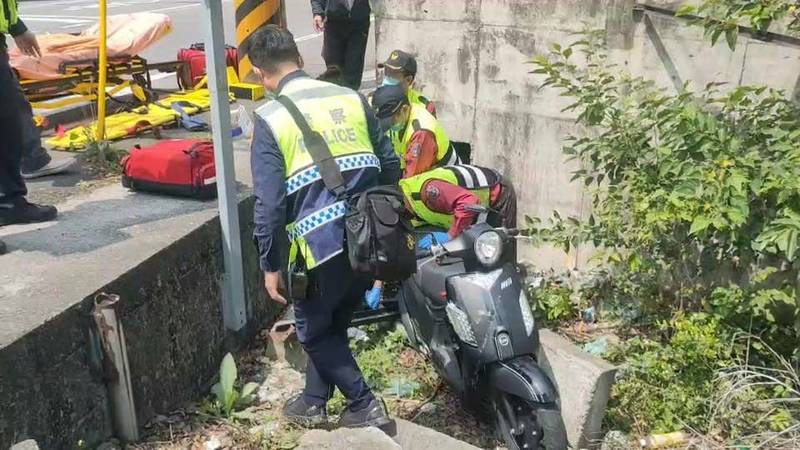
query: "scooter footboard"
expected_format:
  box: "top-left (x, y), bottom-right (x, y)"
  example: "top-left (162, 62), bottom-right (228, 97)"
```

top-left (488, 356), bottom-right (558, 404)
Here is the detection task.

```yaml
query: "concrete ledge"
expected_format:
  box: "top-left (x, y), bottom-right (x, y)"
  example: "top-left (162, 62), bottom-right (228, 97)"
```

top-left (537, 330), bottom-right (617, 450)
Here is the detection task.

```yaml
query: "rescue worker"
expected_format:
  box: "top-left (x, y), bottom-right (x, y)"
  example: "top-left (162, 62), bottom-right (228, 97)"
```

top-left (0, 0), bottom-right (58, 255)
top-left (378, 49), bottom-right (437, 117)
top-left (398, 164), bottom-right (517, 246)
top-left (311, 0), bottom-right (371, 90)
top-left (247, 25), bottom-right (400, 431)
top-left (372, 84), bottom-right (461, 178)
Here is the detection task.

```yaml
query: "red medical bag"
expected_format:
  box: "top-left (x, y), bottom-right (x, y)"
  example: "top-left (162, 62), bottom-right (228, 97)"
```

top-left (177, 43), bottom-right (238, 89)
top-left (121, 139), bottom-right (217, 199)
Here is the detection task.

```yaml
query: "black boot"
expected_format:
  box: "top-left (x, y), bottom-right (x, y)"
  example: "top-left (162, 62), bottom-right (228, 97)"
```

top-left (282, 393), bottom-right (328, 427)
top-left (0, 239), bottom-right (6, 255)
top-left (0, 198), bottom-right (57, 226)
top-left (338, 396), bottom-right (397, 436)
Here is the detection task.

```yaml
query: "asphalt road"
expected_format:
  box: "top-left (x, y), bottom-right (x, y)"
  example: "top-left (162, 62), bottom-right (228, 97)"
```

top-left (16, 0), bottom-right (377, 87)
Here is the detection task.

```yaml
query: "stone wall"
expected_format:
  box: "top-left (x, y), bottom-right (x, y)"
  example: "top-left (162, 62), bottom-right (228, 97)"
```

top-left (0, 197), bottom-right (276, 449)
top-left (372, 0), bottom-right (800, 268)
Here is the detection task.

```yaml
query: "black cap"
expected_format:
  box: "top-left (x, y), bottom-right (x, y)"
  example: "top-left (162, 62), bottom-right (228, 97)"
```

top-left (378, 49), bottom-right (417, 76)
top-left (372, 85), bottom-right (410, 131)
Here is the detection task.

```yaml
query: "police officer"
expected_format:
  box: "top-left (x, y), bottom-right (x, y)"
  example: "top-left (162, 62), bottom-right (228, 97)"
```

top-left (399, 164), bottom-right (517, 246)
top-left (378, 49), bottom-right (437, 117)
top-left (372, 84), bottom-right (461, 178)
top-left (0, 0), bottom-right (58, 255)
top-left (247, 25), bottom-right (401, 431)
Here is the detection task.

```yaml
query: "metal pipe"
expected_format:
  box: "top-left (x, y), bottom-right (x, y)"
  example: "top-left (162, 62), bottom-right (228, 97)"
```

top-left (203, 0), bottom-right (248, 331)
top-left (96, 0), bottom-right (108, 141)
top-left (93, 293), bottom-right (138, 442)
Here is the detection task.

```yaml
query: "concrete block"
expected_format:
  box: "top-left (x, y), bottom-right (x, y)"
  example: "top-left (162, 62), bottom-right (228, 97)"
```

top-left (393, 419), bottom-right (481, 450)
top-left (739, 40), bottom-right (800, 96)
top-left (628, 12), bottom-right (748, 93)
top-left (9, 440), bottom-right (40, 450)
top-left (297, 427), bottom-right (401, 450)
top-left (376, 18), bottom-right (479, 143)
top-left (536, 330), bottom-right (617, 450)
top-left (480, 0), bottom-right (611, 30)
top-left (371, 0), bottom-right (480, 23)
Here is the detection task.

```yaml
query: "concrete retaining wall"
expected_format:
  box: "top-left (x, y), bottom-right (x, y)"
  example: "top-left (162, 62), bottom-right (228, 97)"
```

top-left (372, 0), bottom-right (800, 268)
top-left (0, 196), bottom-right (275, 449)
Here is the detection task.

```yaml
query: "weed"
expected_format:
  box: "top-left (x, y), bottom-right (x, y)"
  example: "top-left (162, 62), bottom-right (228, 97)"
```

top-left (204, 353), bottom-right (260, 419)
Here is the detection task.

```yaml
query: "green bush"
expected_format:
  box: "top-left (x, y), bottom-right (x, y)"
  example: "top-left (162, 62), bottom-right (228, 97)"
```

top-left (527, 33), bottom-right (800, 440)
top-left (605, 315), bottom-right (732, 434)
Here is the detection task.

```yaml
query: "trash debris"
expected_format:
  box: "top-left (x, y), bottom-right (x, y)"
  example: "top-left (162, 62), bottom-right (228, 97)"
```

top-left (583, 337), bottom-right (609, 356)
top-left (383, 377), bottom-right (420, 398)
top-left (639, 431), bottom-right (689, 448)
top-left (582, 306), bottom-right (596, 323)
top-left (347, 327), bottom-right (369, 342)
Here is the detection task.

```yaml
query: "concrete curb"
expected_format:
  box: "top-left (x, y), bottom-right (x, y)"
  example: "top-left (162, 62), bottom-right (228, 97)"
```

top-left (537, 330), bottom-right (618, 450)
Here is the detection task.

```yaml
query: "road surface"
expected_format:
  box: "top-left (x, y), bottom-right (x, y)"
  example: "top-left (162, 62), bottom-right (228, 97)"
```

top-left (17, 0), bottom-right (377, 87)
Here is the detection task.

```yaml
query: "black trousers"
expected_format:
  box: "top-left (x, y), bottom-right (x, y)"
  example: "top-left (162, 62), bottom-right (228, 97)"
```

top-left (293, 251), bottom-right (374, 411)
top-left (0, 50), bottom-right (27, 203)
top-left (322, 18), bottom-right (370, 90)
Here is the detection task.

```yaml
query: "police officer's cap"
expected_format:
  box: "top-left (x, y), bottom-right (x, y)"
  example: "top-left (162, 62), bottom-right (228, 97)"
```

top-left (372, 85), bottom-right (410, 131)
top-left (378, 50), bottom-right (418, 76)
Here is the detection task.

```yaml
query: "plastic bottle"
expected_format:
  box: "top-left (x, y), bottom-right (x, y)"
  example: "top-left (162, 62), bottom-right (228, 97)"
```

top-left (230, 105), bottom-right (253, 139)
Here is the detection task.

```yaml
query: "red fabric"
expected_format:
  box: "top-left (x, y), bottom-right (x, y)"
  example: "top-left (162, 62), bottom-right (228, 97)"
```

top-left (122, 139), bottom-right (216, 197)
top-left (404, 130), bottom-right (439, 178)
top-left (421, 180), bottom-right (504, 238)
top-left (426, 102), bottom-right (437, 117)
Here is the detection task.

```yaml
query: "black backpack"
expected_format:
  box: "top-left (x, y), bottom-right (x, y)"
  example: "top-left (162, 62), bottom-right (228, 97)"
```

top-left (277, 96), bottom-right (417, 282)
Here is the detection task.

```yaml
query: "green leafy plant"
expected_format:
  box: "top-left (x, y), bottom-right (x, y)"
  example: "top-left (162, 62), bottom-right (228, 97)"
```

top-left (606, 314), bottom-right (733, 434)
top-left (207, 353), bottom-right (260, 418)
top-left (527, 33), bottom-right (800, 440)
top-left (83, 129), bottom-right (128, 176)
top-left (528, 280), bottom-right (578, 323)
top-left (677, 0), bottom-right (800, 49)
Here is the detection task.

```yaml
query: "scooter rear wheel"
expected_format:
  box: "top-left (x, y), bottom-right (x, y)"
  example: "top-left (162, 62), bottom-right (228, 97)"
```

top-left (492, 393), bottom-right (568, 450)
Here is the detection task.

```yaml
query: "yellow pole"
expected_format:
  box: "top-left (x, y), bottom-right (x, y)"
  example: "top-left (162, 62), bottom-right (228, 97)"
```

top-left (235, 0), bottom-right (285, 83)
top-left (96, 0), bottom-right (108, 141)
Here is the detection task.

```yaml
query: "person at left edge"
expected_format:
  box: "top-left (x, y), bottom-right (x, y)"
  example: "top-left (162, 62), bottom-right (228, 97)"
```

top-left (247, 25), bottom-right (401, 432)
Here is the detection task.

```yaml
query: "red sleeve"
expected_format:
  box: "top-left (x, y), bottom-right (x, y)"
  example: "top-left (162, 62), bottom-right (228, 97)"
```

top-left (421, 179), bottom-right (480, 238)
top-left (426, 102), bottom-right (437, 117)
top-left (404, 130), bottom-right (439, 178)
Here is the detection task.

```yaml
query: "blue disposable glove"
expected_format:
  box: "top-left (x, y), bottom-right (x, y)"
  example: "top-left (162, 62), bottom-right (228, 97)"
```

top-left (364, 286), bottom-right (383, 310)
top-left (417, 232), bottom-right (451, 250)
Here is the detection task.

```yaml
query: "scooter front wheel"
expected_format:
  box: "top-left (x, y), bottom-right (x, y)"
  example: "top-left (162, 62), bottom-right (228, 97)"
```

top-left (491, 392), bottom-right (568, 450)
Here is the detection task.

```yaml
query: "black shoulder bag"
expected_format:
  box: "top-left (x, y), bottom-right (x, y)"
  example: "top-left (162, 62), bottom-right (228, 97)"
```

top-left (276, 95), bottom-right (416, 281)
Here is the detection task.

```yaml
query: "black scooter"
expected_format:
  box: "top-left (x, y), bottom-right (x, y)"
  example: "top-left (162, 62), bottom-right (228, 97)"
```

top-left (396, 208), bottom-right (568, 450)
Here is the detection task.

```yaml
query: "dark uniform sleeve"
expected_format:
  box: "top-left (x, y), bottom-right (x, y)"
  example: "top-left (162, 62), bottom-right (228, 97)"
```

top-left (251, 114), bottom-right (290, 273)
top-left (8, 19), bottom-right (28, 37)
top-left (311, 0), bottom-right (326, 16)
top-left (359, 93), bottom-right (401, 185)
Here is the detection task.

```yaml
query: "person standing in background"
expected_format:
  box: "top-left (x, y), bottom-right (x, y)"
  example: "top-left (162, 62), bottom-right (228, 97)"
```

top-left (0, 0), bottom-right (59, 255)
top-left (311, 0), bottom-right (371, 90)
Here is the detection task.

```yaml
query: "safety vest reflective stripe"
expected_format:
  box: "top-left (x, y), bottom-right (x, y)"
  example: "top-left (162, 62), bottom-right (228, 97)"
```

top-left (449, 164), bottom-right (497, 189)
top-left (399, 165), bottom-right (497, 229)
top-left (286, 152), bottom-right (380, 195)
top-left (256, 76), bottom-right (376, 270)
top-left (288, 200), bottom-right (347, 241)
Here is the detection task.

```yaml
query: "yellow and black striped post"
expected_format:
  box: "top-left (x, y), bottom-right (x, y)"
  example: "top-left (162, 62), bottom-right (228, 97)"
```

top-left (235, 0), bottom-right (286, 83)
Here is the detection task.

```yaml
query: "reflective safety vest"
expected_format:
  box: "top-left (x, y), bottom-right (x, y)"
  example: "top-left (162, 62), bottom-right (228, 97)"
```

top-left (255, 77), bottom-right (379, 270)
top-left (0, 0), bottom-right (19, 35)
top-left (399, 165), bottom-right (500, 229)
top-left (407, 88), bottom-right (434, 116)
top-left (390, 104), bottom-right (459, 170)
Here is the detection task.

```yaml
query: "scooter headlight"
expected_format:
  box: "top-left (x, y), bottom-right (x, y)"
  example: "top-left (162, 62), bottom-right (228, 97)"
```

top-left (474, 231), bottom-right (503, 267)
top-left (445, 303), bottom-right (478, 347)
top-left (519, 289), bottom-right (535, 336)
